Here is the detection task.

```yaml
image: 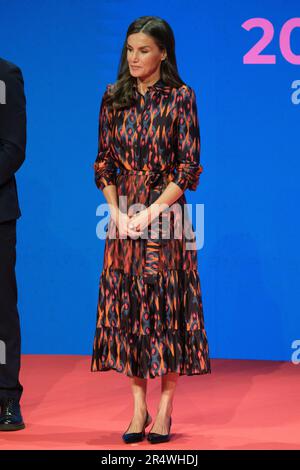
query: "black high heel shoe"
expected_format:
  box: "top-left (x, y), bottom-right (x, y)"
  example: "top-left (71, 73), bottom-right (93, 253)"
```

top-left (147, 416), bottom-right (172, 444)
top-left (122, 410), bottom-right (152, 444)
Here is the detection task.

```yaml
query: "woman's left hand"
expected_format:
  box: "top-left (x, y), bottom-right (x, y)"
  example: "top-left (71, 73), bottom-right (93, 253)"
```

top-left (128, 205), bottom-right (159, 235)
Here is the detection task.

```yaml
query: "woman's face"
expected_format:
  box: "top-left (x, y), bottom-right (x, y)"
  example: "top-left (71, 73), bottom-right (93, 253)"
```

top-left (127, 32), bottom-right (166, 80)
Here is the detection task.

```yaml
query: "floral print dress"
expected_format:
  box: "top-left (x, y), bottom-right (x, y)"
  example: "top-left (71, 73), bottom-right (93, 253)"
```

top-left (91, 77), bottom-right (211, 378)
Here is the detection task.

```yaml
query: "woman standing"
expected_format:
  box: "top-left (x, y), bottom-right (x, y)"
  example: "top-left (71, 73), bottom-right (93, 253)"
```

top-left (91, 15), bottom-right (211, 444)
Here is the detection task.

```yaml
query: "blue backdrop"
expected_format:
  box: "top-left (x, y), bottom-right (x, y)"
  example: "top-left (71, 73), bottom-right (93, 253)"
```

top-left (0, 0), bottom-right (299, 360)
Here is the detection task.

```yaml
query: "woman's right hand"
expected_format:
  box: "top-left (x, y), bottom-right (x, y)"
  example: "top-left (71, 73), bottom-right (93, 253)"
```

top-left (110, 207), bottom-right (141, 239)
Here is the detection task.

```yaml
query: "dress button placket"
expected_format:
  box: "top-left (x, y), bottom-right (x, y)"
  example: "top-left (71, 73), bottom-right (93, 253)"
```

top-left (139, 91), bottom-right (150, 167)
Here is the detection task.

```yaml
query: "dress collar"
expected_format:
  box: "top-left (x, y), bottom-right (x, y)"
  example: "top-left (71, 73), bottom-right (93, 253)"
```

top-left (132, 77), bottom-right (172, 96)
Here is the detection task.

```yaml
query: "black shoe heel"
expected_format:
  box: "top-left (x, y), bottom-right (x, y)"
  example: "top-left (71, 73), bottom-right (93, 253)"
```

top-left (122, 410), bottom-right (151, 444)
top-left (147, 416), bottom-right (172, 444)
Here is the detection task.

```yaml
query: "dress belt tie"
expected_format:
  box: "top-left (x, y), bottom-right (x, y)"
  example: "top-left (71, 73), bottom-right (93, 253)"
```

top-left (119, 169), bottom-right (165, 187)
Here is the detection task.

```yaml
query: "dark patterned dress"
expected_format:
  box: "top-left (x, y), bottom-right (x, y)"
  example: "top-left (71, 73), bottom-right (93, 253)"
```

top-left (91, 77), bottom-right (212, 378)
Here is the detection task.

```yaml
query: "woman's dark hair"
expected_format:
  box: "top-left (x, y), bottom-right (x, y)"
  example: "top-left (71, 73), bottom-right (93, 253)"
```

top-left (104, 16), bottom-right (185, 111)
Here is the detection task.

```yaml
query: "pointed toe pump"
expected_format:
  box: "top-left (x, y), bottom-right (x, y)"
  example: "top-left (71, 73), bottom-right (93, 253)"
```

top-left (122, 410), bottom-right (152, 444)
top-left (147, 416), bottom-right (172, 444)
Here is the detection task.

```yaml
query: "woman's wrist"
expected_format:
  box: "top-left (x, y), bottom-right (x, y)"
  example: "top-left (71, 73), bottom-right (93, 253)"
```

top-left (109, 205), bottom-right (120, 220)
top-left (147, 203), bottom-right (161, 223)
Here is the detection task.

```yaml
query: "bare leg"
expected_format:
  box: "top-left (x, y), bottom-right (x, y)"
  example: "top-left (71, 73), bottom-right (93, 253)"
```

top-left (149, 372), bottom-right (178, 434)
top-left (124, 376), bottom-right (151, 433)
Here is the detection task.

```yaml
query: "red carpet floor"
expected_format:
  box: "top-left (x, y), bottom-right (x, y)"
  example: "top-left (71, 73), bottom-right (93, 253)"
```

top-left (0, 355), bottom-right (299, 450)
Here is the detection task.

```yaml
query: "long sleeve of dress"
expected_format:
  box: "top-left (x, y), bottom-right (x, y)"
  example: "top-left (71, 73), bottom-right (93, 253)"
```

top-left (94, 85), bottom-right (117, 191)
top-left (172, 86), bottom-right (203, 192)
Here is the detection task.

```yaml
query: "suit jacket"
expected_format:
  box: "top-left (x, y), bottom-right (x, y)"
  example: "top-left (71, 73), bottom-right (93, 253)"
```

top-left (0, 57), bottom-right (26, 223)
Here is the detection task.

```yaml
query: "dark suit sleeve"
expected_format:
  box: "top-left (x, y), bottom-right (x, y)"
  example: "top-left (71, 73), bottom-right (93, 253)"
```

top-left (0, 64), bottom-right (26, 186)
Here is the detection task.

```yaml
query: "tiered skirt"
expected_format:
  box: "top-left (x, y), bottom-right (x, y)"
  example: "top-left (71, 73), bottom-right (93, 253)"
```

top-left (91, 172), bottom-right (212, 378)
